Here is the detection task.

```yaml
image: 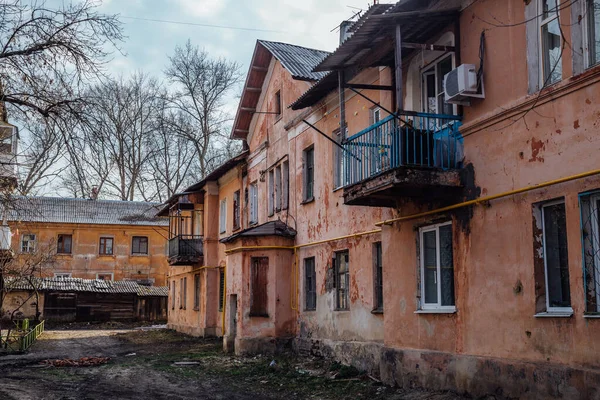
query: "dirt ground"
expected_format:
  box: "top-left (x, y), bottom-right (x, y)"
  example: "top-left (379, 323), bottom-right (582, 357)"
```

top-left (0, 327), bottom-right (468, 400)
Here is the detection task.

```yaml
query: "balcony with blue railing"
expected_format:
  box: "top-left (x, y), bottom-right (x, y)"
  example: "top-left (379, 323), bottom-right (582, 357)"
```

top-left (342, 111), bottom-right (465, 207)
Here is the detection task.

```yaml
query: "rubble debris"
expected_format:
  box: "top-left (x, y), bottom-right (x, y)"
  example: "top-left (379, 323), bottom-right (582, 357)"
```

top-left (41, 357), bottom-right (110, 367)
top-left (173, 361), bottom-right (200, 366)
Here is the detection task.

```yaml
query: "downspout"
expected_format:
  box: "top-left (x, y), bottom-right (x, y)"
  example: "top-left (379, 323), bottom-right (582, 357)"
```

top-left (221, 264), bottom-right (226, 336)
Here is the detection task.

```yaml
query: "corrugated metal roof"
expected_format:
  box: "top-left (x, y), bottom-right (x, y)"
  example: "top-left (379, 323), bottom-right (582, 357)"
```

top-left (4, 276), bottom-right (168, 297)
top-left (257, 40), bottom-right (330, 81)
top-left (291, 2), bottom-right (460, 110)
top-left (231, 40), bottom-right (331, 140)
top-left (8, 196), bottom-right (168, 226)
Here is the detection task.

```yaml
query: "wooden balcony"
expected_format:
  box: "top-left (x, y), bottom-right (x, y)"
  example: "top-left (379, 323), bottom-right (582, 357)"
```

top-left (168, 235), bottom-right (203, 266)
top-left (342, 112), bottom-right (464, 208)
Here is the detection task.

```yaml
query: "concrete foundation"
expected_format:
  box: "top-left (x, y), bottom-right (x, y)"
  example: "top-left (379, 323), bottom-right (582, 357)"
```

top-left (380, 347), bottom-right (600, 400)
top-left (167, 323), bottom-right (219, 338)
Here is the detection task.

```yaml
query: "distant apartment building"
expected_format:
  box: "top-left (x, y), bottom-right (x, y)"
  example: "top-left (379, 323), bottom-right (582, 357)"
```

top-left (164, 0), bottom-right (600, 398)
top-left (8, 197), bottom-right (169, 286)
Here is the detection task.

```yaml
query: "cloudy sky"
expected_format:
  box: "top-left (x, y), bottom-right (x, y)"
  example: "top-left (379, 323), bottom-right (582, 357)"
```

top-left (96, 0), bottom-right (371, 79)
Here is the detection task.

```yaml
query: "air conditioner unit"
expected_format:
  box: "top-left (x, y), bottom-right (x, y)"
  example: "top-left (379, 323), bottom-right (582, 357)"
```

top-left (444, 64), bottom-right (484, 105)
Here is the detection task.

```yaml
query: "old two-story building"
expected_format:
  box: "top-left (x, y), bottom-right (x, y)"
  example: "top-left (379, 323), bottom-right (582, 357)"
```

top-left (7, 196), bottom-right (169, 286)
top-left (165, 0), bottom-right (600, 397)
top-left (158, 154), bottom-right (246, 336)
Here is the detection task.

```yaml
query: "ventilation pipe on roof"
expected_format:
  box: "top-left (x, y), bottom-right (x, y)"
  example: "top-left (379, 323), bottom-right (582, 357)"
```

top-left (339, 20), bottom-right (353, 44)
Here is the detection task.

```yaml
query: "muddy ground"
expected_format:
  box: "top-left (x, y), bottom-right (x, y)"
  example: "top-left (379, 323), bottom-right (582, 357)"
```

top-left (0, 328), bottom-right (468, 400)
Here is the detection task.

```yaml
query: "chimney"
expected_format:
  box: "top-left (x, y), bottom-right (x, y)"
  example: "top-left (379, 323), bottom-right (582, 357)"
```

top-left (339, 20), bottom-right (353, 44)
top-left (90, 186), bottom-right (99, 200)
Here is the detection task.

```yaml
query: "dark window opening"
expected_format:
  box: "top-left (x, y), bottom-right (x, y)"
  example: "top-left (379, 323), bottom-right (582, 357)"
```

top-left (305, 257), bottom-right (316, 311)
top-left (57, 234), bottom-right (72, 254)
top-left (374, 242), bottom-right (383, 312)
top-left (132, 236), bottom-right (148, 255)
top-left (219, 269), bottom-right (225, 312)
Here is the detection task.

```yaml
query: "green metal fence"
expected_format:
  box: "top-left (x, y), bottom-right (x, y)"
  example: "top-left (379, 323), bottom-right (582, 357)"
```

top-left (19, 320), bottom-right (44, 351)
top-left (0, 320), bottom-right (45, 353)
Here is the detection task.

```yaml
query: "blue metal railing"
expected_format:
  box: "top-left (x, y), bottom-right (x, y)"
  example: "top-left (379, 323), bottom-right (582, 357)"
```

top-left (342, 112), bottom-right (463, 187)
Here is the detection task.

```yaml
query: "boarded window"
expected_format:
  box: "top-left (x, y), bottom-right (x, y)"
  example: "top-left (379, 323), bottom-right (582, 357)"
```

top-left (374, 242), bottom-right (383, 311)
top-left (233, 190), bottom-right (241, 230)
top-left (219, 269), bottom-right (225, 312)
top-left (194, 274), bottom-right (201, 311)
top-left (179, 277), bottom-right (187, 310)
top-left (334, 251), bottom-right (349, 310)
top-left (303, 146), bottom-right (314, 201)
top-left (542, 201), bottom-right (571, 310)
top-left (250, 257), bottom-right (268, 317)
top-left (132, 236), bottom-right (148, 255)
top-left (99, 237), bottom-right (113, 255)
top-left (304, 257), bottom-right (316, 311)
top-left (57, 234), bottom-right (72, 254)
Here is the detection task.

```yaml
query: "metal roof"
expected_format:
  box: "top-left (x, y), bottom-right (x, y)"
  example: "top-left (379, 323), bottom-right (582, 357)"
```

top-left (156, 151), bottom-right (248, 217)
top-left (257, 40), bottom-right (330, 81)
top-left (4, 276), bottom-right (168, 297)
top-left (8, 196), bottom-right (168, 226)
top-left (230, 40), bottom-right (330, 140)
top-left (291, 2), bottom-right (460, 110)
top-left (220, 220), bottom-right (296, 243)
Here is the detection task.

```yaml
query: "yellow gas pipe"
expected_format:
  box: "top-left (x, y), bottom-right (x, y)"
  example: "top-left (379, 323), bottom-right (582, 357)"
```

top-left (376, 168), bottom-right (600, 226)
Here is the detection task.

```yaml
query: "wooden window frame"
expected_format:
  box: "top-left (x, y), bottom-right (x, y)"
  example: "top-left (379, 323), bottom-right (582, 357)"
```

top-left (219, 198), bottom-right (227, 234)
top-left (131, 236), bottom-right (148, 255)
top-left (304, 257), bottom-right (316, 311)
top-left (193, 274), bottom-right (201, 311)
top-left (282, 161), bottom-right (289, 210)
top-left (233, 190), bottom-right (241, 231)
top-left (541, 199), bottom-right (572, 313)
top-left (249, 182), bottom-right (258, 225)
top-left (21, 233), bottom-right (36, 254)
top-left (99, 237), bottom-right (114, 256)
top-left (274, 90), bottom-right (282, 121)
top-left (373, 242), bottom-right (383, 312)
top-left (539, 0), bottom-right (562, 86)
top-left (333, 251), bottom-right (350, 311)
top-left (219, 268), bottom-right (225, 312)
top-left (268, 169), bottom-right (275, 216)
top-left (57, 234), bottom-right (72, 254)
top-left (96, 273), bottom-right (114, 281)
top-left (303, 146), bottom-right (315, 203)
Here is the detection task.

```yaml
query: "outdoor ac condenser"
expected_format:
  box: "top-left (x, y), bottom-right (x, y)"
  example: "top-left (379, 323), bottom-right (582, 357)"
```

top-left (444, 64), bottom-right (484, 105)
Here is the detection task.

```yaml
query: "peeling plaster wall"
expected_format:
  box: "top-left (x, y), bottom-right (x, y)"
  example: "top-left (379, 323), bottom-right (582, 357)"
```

top-left (380, 0), bottom-right (600, 395)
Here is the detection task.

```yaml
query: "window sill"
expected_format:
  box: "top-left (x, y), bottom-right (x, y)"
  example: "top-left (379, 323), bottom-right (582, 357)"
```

top-left (56, 253), bottom-right (73, 257)
top-left (334, 309), bottom-right (350, 312)
top-left (232, 226), bottom-right (241, 233)
top-left (534, 311), bottom-right (573, 318)
top-left (130, 254), bottom-right (149, 257)
top-left (98, 255), bottom-right (115, 258)
top-left (414, 308), bottom-right (457, 314)
top-left (304, 309), bottom-right (316, 312)
top-left (193, 307), bottom-right (199, 312)
top-left (371, 308), bottom-right (383, 315)
top-left (301, 197), bottom-right (314, 205)
top-left (583, 313), bottom-right (600, 319)
top-left (333, 186), bottom-right (344, 193)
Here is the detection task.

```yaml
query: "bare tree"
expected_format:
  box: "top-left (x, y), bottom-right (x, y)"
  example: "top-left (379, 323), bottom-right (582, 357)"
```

top-left (140, 97), bottom-right (198, 202)
top-left (0, 0), bottom-right (122, 120)
top-left (165, 40), bottom-right (242, 178)
top-left (16, 118), bottom-right (67, 196)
